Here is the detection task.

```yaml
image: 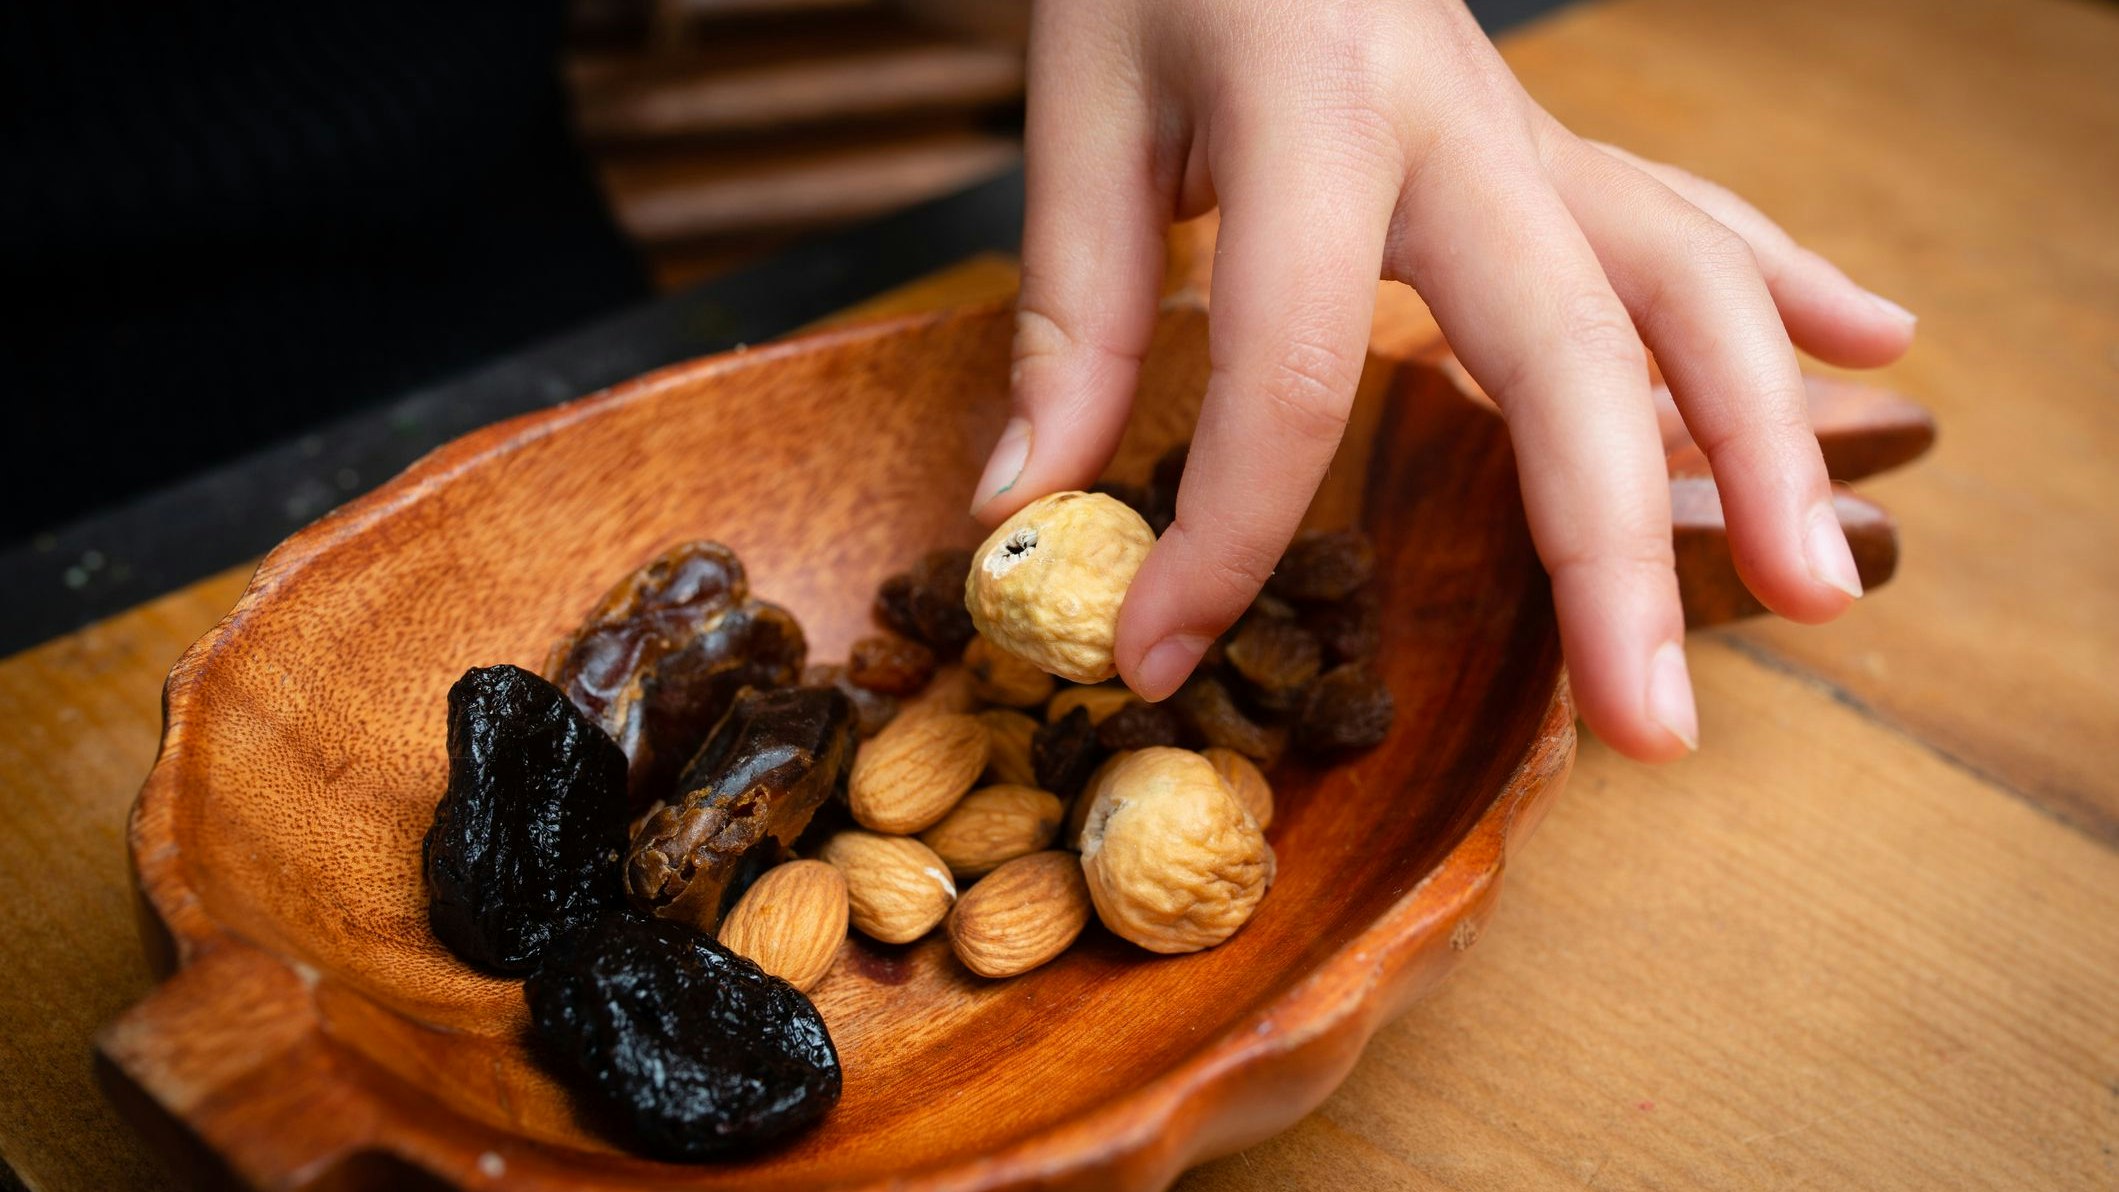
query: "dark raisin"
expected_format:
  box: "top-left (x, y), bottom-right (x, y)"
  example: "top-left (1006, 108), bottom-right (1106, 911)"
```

top-left (1223, 617), bottom-right (1323, 717)
top-left (1306, 587), bottom-right (1382, 665)
top-left (629, 686), bottom-right (857, 932)
top-left (1089, 480), bottom-right (1155, 522)
top-left (846, 634), bottom-right (937, 696)
top-left (875, 548), bottom-right (976, 655)
top-left (1296, 663), bottom-right (1396, 753)
top-left (1146, 442), bottom-right (1190, 534)
top-left (1171, 675), bottom-right (1287, 766)
top-left (548, 542), bottom-right (807, 808)
top-left (873, 573), bottom-right (923, 641)
top-left (803, 663), bottom-right (899, 738)
top-left (423, 665), bottom-right (629, 974)
top-left (1096, 701), bottom-right (1181, 751)
top-left (1267, 529), bottom-right (1377, 602)
top-left (1032, 706), bottom-right (1107, 798)
top-left (526, 910), bottom-right (840, 1159)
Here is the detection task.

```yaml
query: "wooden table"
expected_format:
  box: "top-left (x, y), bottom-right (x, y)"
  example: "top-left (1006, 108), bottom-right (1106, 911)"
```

top-left (4, 0), bottom-right (2114, 1187)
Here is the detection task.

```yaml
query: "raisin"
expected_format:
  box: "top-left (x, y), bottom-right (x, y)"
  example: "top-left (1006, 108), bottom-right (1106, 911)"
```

top-left (628, 686), bottom-right (857, 932)
top-left (1247, 592), bottom-right (1300, 621)
top-left (526, 910), bottom-right (840, 1159)
top-left (1032, 705), bottom-right (1107, 798)
top-left (802, 663), bottom-right (899, 738)
top-left (1267, 529), bottom-right (1377, 603)
top-left (1223, 617), bottom-right (1323, 717)
top-left (1306, 587), bottom-right (1381, 665)
top-left (846, 634), bottom-right (936, 696)
top-left (1171, 675), bottom-right (1287, 766)
top-left (1089, 480), bottom-right (1155, 523)
top-left (548, 542), bottom-right (807, 808)
top-left (1096, 701), bottom-right (1181, 751)
top-left (874, 548), bottom-right (976, 655)
top-left (1145, 442), bottom-right (1190, 534)
top-left (423, 665), bottom-right (629, 974)
top-left (1296, 663), bottom-right (1397, 753)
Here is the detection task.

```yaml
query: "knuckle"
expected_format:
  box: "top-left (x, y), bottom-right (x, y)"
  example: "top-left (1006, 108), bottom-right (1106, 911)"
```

top-left (1553, 288), bottom-right (1644, 368)
top-left (1257, 337), bottom-right (1360, 445)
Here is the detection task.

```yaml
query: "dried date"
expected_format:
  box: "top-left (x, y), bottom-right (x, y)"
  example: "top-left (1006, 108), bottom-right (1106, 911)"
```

top-left (423, 665), bottom-right (629, 974)
top-left (1296, 663), bottom-right (1396, 753)
top-left (1032, 705), bottom-right (1106, 798)
top-left (548, 542), bottom-right (806, 808)
top-left (628, 686), bottom-right (856, 932)
top-left (526, 910), bottom-right (840, 1159)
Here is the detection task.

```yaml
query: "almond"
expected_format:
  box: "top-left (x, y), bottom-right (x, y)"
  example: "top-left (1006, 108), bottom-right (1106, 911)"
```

top-left (947, 850), bottom-right (1091, 978)
top-left (964, 634), bottom-right (1058, 708)
top-left (817, 830), bottom-right (957, 944)
top-left (1201, 746), bottom-right (1274, 830)
top-left (848, 711), bottom-right (989, 833)
top-left (1046, 683), bottom-right (1138, 725)
top-left (977, 708), bottom-right (1040, 787)
top-left (716, 860), bottom-right (847, 992)
top-left (1064, 749), bottom-right (1133, 849)
top-left (918, 784), bottom-right (1063, 879)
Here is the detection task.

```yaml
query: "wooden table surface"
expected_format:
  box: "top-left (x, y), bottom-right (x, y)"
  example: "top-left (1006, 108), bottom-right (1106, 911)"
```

top-left (4, 0), bottom-right (2115, 1187)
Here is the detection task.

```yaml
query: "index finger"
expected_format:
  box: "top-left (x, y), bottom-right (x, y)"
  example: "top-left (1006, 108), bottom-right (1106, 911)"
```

top-left (1113, 120), bottom-right (1399, 701)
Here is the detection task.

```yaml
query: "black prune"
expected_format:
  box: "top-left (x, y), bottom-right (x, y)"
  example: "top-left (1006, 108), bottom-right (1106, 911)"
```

top-left (846, 634), bottom-right (936, 696)
top-left (526, 910), bottom-right (841, 1159)
top-left (803, 663), bottom-right (899, 738)
top-left (628, 686), bottom-right (856, 932)
top-left (1267, 529), bottom-right (1377, 602)
top-left (1096, 700), bottom-right (1181, 751)
top-left (1296, 663), bottom-right (1397, 753)
top-left (548, 542), bottom-right (807, 809)
top-left (1223, 616), bottom-right (1323, 717)
top-left (423, 665), bottom-right (629, 974)
top-left (873, 548), bottom-right (976, 655)
top-left (1032, 705), bottom-right (1106, 798)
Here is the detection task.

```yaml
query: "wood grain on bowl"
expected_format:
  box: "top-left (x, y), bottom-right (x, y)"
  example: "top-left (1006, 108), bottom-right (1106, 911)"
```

top-left (99, 297), bottom-right (1577, 1190)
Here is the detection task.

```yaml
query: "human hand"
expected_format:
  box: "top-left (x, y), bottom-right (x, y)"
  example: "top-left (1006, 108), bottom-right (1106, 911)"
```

top-left (971, 0), bottom-right (1916, 760)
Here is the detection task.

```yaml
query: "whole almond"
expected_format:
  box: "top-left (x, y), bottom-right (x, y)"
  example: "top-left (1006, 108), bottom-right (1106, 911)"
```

top-left (919, 784), bottom-right (1064, 879)
top-left (849, 712), bottom-right (990, 833)
top-left (1201, 746), bottom-right (1274, 830)
top-left (947, 850), bottom-right (1092, 978)
top-left (1064, 749), bottom-right (1134, 849)
top-left (716, 860), bottom-right (848, 991)
top-left (1046, 684), bottom-right (1138, 726)
top-left (978, 708), bottom-right (1040, 787)
top-left (818, 830), bottom-right (957, 943)
top-left (965, 635), bottom-right (1057, 708)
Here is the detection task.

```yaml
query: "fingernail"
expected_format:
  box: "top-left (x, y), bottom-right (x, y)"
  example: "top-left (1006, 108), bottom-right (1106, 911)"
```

top-left (1867, 291), bottom-right (1917, 326)
top-left (1648, 641), bottom-right (1699, 753)
top-left (1805, 502), bottom-right (1864, 600)
top-left (971, 417), bottom-right (1032, 515)
top-left (1134, 633), bottom-right (1212, 703)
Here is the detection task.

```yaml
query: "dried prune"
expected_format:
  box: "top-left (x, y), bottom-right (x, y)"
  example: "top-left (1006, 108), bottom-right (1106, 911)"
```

top-left (1267, 529), bottom-right (1377, 602)
top-left (628, 686), bottom-right (856, 932)
top-left (1224, 617), bottom-right (1323, 716)
top-left (1306, 586), bottom-right (1381, 665)
top-left (1296, 663), bottom-right (1396, 753)
top-left (549, 542), bottom-right (807, 807)
top-left (846, 634), bottom-right (936, 696)
top-left (423, 665), bottom-right (629, 974)
top-left (802, 663), bottom-right (899, 738)
top-left (526, 910), bottom-right (840, 1159)
top-left (1032, 705), bottom-right (1106, 798)
top-left (1096, 700), bottom-right (1181, 751)
top-left (873, 548), bottom-right (976, 655)
top-left (1171, 675), bottom-right (1287, 766)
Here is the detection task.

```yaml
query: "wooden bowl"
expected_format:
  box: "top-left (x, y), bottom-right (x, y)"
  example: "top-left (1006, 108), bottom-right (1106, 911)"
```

top-left (100, 297), bottom-right (1574, 1191)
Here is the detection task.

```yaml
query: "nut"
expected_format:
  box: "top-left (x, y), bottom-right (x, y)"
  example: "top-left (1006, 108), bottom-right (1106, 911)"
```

top-left (1079, 747), bottom-right (1269, 953)
top-left (1064, 749), bottom-right (1132, 849)
top-left (918, 784), bottom-right (1064, 879)
top-left (1045, 684), bottom-right (1138, 726)
top-left (964, 635), bottom-right (1057, 708)
top-left (817, 830), bottom-right (957, 944)
top-left (978, 708), bottom-right (1040, 786)
top-left (715, 860), bottom-right (848, 992)
top-left (964, 492), bottom-right (1156, 683)
top-left (947, 851), bottom-right (1092, 978)
top-left (1200, 746), bottom-right (1274, 830)
top-left (848, 712), bottom-right (989, 833)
